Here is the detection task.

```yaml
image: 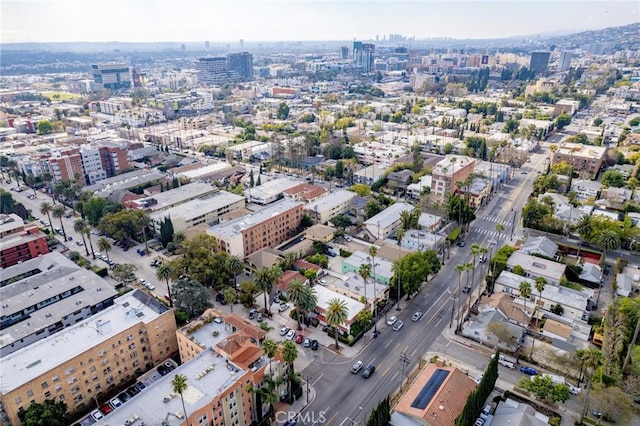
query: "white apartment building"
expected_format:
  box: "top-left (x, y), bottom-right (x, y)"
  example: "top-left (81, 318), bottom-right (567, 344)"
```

top-left (353, 142), bottom-right (409, 167)
top-left (364, 202), bottom-right (415, 240)
top-left (353, 164), bottom-right (388, 186)
top-left (406, 175), bottom-right (432, 200)
top-left (80, 144), bottom-right (107, 184)
top-left (244, 177), bottom-right (302, 205)
top-left (571, 179), bottom-right (602, 200)
top-left (304, 190), bottom-right (356, 224)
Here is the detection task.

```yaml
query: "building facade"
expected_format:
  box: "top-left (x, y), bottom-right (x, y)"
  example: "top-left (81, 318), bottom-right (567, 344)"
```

top-left (430, 155), bottom-right (475, 200)
top-left (91, 63), bottom-right (132, 91)
top-left (227, 52), bottom-right (253, 79)
top-left (0, 214), bottom-right (50, 269)
top-left (552, 143), bottom-right (607, 179)
top-left (529, 51), bottom-right (551, 73)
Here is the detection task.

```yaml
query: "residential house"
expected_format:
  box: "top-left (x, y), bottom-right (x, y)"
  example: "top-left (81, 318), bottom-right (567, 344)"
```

top-left (387, 169), bottom-right (414, 194)
top-left (492, 398), bottom-right (549, 426)
top-left (353, 164), bottom-right (388, 186)
top-left (342, 251), bottom-right (394, 284)
top-left (407, 175), bottom-right (432, 200)
top-left (506, 252), bottom-right (566, 286)
top-left (282, 183), bottom-right (327, 203)
top-left (313, 285), bottom-right (366, 334)
top-left (461, 305), bottom-right (525, 352)
top-left (570, 179), bottom-right (601, 200)
top-left (519, 236), bottom-right (558, 259)
top-left (364, 202), bottom-right (415, 240)
top-left (601, 187), bottom-right (632, 204)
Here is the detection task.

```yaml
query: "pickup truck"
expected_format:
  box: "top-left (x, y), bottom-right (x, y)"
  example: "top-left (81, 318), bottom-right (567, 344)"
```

top-left (491, 354), bottom-right (516, 369)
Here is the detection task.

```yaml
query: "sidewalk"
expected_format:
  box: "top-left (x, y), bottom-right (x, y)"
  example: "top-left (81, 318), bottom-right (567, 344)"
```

top-left (273, 379), bottom-right (317, 425)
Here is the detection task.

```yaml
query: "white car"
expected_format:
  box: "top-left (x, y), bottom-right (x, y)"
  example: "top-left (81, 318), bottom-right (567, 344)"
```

top-left (140, 279), bottom-right (147, 285)
top-left (387, 316), bottom-right (397, 326)
top-left (286, 330), bottom-right (296, 340)
top-left (91, 410), bottom-right (104, 421)
top-left (393, 321), bottom-right (404, 331)
top-left (412, 311), bottom-right (423, 322)
top-left (319, 279), bottom-right (327, 285)
top-left (110, 397), bottom-right (123, 408)
top-left (279, 326), bottom-right (290, 336)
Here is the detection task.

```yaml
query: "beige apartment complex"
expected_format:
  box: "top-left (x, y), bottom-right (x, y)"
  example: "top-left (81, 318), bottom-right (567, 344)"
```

top-left (0, 290), bottom-right (177, 425)
top-left (431, 155), bottom-right (475, 199)
top-left (552, 142), bottom-right (607, 178)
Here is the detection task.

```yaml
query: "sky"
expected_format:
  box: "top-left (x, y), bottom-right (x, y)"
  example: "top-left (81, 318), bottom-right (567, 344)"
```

top-left (1, 0), bottom-right (638, 43)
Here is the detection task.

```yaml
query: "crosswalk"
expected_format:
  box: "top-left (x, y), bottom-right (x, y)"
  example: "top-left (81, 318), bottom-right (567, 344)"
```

top-left (470, 228), bottom-right (504, 239)
top-left (477, 215), bottom-right (512, 226)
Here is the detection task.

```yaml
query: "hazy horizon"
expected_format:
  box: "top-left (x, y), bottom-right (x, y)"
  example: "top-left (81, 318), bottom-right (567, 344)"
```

top-left (2, 1), bottom-right (638, 44)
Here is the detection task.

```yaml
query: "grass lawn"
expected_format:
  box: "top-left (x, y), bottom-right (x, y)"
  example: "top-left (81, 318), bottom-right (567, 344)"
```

top-left (41, 91), bottom-right (82, 101)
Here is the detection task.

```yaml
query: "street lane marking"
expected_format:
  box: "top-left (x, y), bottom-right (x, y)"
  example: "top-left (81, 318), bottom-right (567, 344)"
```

top-left (312, 407), bottom-right (332, 425)
top-left (384, 339), bottom-right (393, 349)
top-left (382, 365), bottom-right (392, 377)
top-left (324, 411), bottom-right (340, 426)
top-left (311, 373), bottom-right (324, 385)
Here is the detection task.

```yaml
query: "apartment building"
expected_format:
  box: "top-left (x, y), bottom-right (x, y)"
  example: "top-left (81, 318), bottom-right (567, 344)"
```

top-left (91, 62), bottom-right (132, 91)
top-left (0, 290), bottom-right (177, 425)
top-left (282, 183), bottom-right (327, 203)
top-left (132, 182), bottom-right (220, 212)
top-left (353, 142), bottom-right (408, 167)
top-left (506, 252), bottom-right (567, 286)
top-left (45, 147), bottom-right (86, 185)
top-left (570, 179), bottom-right (602, 200)
top-left (149, 191), bottom-right (245, 234)
top-left (352, 164), bottom-right (388, 186)
top-left (364, 202), bottom-right (415, 240)
top-left (303, 189), bottom-right (356, 224)
top-left (243, 177), bottom-right (301, 205)
top-left (0, 252), bottom-right (119, 357)
top-left (552, 143), bottom-right (607, 179)
top-left (208, 199), bottom-right (304, 257)
top-left (431, 155), bottom-right (475, 200)
top-left (0, 214), bottom-right (49, 269)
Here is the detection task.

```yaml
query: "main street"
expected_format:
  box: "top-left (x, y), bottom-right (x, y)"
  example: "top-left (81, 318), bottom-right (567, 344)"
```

top-left (298, 152), bottom-right (549, 426)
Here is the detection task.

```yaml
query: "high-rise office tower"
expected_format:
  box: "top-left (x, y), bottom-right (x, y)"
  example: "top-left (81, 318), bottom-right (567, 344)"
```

top-left (196, 57), bottom-right (231, 85)
top-left (340, 46), bottom-right (350, 60)
top-left (558, 51), bottom-right (573, 72)
top-left (90, 62), bottom-right (131, 90)
top-left (353, 41), bottom-right (375, 73)
top-left (529, 51), bottom-right (551, 73)
top-left (227, 52), bottom-right (254, 79)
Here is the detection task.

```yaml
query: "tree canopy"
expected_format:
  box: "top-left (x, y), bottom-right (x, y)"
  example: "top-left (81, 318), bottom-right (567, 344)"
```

top-left (171, 278), bottom-right (211, 317)
top-left (392, 250), bottom-right (441, 297)
top-left (18, 399), bottom-right (70, 426)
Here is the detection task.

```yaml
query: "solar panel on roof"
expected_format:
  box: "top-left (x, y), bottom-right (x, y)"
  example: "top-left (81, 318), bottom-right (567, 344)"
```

top-left (410, 369), bottom-right (449, 410)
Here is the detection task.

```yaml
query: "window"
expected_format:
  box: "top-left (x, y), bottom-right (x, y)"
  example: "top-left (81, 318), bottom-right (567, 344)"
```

top-left (90, 366), bottom-right (96, 372)
top-left (44, 391), bottom-right (51, 398)
top-left (103, 367), bottom-right (111, 374)
top-left (52, 375), bottom-right (60, 382)
top-left (41, 381), bottom-right (48, 389)
top-left (26, 390), bottom-right (34, 397)
top-left (14, 396), bottom-right (21, 404)
top-left (65, 367), bottom-right (75, 375)
top-left (56, 386), bottom-right (62, 393)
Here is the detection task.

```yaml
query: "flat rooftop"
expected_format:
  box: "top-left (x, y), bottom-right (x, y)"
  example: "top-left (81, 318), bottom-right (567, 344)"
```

top-left (506, 251), bottom-right (567, 280)
top-left (93, 350), bottom-right (250, 426)
top-left (85, 169), bottom-right (165, 193)
top-left (364, 202), bottom-right (414, 229)
top-left (0, 290), bottom-right (169, 394)
top-left (150, 191), bottom-right (245, 223)
top-left (177, 162), bottom-right (231, 179)
top-left (343, 251), bottom-right (394, 279)
top-left (0, 213), bottom-right (23, 234)
top-left (0, 252), bottom-right (118, 348)
top-left (137, 182), bottom-right (219, 212)
top-left (314, 285), bottom-right (365, 323)
top-left (208, 199), bottom-right (303, 239)
top-left (304, 189), bottom-right (355, 211)
top-left (244, 177), bottom-right (302, 200)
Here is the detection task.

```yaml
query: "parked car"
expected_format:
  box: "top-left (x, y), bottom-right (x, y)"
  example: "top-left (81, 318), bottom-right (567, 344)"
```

top-left (280, 327), bottom-right (290, 336)
top-left (387, 316), bottom-right (397, 326)
top-left (118, 391), bottom-right (132, 402)
top-left (256, 313), bottom-right (263, 322)
top-left (362, 364), bottom-right (376, 379)
top-left (91, 410), bottom-right (104, 421)
top-left (393, 321), bottom-right (404, 331)
top-left (318, 279), bottom-right (328, 285)
top-left (286, 330), bottom-right (296, 340)
top-left (303, 338), bottom-right (311, 347)
top-left (351, 361), bottom-right (364, 374)
top-left (462, 286), bottom-right (471, 293)
top-left (412, 311), bottom-right (423, 322)
top-left (520, 366), bottom-right (537, 375)
top-left (249, 308), bottom-right (257, 319)
top-left (295, 334), bottom-right (304, 344)
top-left (310, 340), bottom-right (319, 350)
top-left (99, 404), bottom-right (112, 415)
top-left (278, 303), bottom-right (290, 313)
top-left (110, 397), bottom-right (123, 409)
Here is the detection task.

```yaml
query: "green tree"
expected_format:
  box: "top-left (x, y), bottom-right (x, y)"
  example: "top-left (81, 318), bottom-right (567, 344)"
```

top-left (519, 375), bottom-right (571, 402)
top-left (555, 113), bottom-right (571, 130)
top-left (577, 348), bottom-right (604, 423)
top-left (601, 298), bottom-right (626, 380)
top-left (287, 279), bottom-right (317, 331)
top-left (171, 373), bottom-right (189, 419)
top-left (276, 102), bottom-right (290, 120)
top-left (326, 298), bottom-right (349, 351)
top-left (262, 339), bottom-right (278, 377)
top-left (352, 184), bottom-right (372, 197)
top-left (600, 170), bottom-right (625, 188)
top-left (226, 255), bottom-right (245, 287)
top-left (97, 237), bottom-right (112, 261)
top-left (36, 120), bottom-right (54, 135)
top-left (590, 383), bottom-right (634, 424)
top-left (281, 340), bottom-right (299, 402)
top-left (591, 229), bottom-right (621, 267)
top-left (168, 234), bottom-right (230, 289)
top-left (112, 263), bottom-right (137, 285)
top-left (73, 218), bottom-right (90, 256)
top-left (171, 279), bottom-right (211, 317)
top-left (519, 281), bottom-right (532, 328)
top-left (159, 216), bottom-right (175, 248)
top-left (39, 201), bottom-right (55, 235)
top-left (51, 204), bottom-right (67, 240)
top-left (255, 265), bottom-right (283, 315)
top-left (156, 263), bottom-right (174, 307)
top-left (392, 250), bottom-right (441, 298)
top-left (17, 399), bottom-right (70, 426)
top-left (223, 287), bottom-right (238, 313)
top-left (512, 265), bottom-right (526, 276)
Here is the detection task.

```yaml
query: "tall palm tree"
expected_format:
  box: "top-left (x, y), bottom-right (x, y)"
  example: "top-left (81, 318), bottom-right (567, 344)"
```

top-left (534, 277), bottom-right (547, 316)
top-left (156, 263), bottom-right (173, 307)
top-left (299, 286), bottom-right (318, 329)
top-left (262, 339), bottom-right (278, 377)
top-left (479, 246), bottom-right (489, 276)
top-left (226, 255), bottom-right (244, 287)
top-left (255, 266), bottom-right (282, 315)
top-left (73, 219), bottom-right (90, 256)
top-left (575, 214), bottom-right (592, 258)
top-left (97, 237), bottom-right (112, 261)
top-left (288, 279), bottom-right (308, 330)
top-left (223, 287), bottom-right (237, 313)
top-left (455, 263), bottom-right (466, 330)
top-left (281, 340), bottom-right (298, 402)
top-left (171, 373), bottom-right (189, 419)
top-left (470, 243), bottom-right (482, 287)
top-left (51, 205), bottom-right (67, 240)
top-left (519, 281), bottom-right (532, 328)
top-left (325, 298), bottom-right (349, 352)
top-left (40, 201), bottom-right (55, 235)
top-left (578, 348), bottom-right (604, 424)
top-left (368, 245), bottom-right (379, 323)
top-left (82, 220), bottom-right (96, 259)
top-left (592, 229), bottom-right (621, 268)
top-left (396, 228), bottom-right (405, 310)
top-left (358, 263), bottom-right (371, 309)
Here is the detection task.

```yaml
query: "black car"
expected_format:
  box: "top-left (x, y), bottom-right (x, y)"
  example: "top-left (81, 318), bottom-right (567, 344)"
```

top-left (362, 364), bottom-right (376, 379)
top-left (135, 382), bottom-right (146, 391)
top-left (310, 340), bottom-right (319, 350)
top-left (128, 386), bottom-right (140, 396)
top-left (215, 293), bottom-right (227, 305)
top-left (462, 286), bottom-right (471, 293)
top-left (457, 240), bottom-right (466, 247)
top-left (118, 391), bottom-right (132, 402)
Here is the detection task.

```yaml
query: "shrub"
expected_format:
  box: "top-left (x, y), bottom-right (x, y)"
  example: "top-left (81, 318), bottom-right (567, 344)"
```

top-left (339, 248), bottom-right (352, 257)
top-left (68, 251), bottom-right (81, 261)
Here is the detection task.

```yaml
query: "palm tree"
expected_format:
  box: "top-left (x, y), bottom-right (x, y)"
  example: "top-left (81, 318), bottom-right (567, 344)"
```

top-left (287, 279), bottom-right (308, 330)
top-left (73, 219), bottom-right (90, 256)
top-left (156, 263), bottom-right (174, 307)
top-left (368, 245), bottom-right (379, 330)
top-left (592, 229), bottom-right (621, 268)
top-left (223, 287), bottom-right (237, 313)
top-left (171, 373), bottom-right (189, 420)
top-left (578, 348), bottom-right (604, 424)
top-left (325, 298), bottom-right (349, 352)
top-left (470, 243), bottom-right (482, 286)
top-left (396, 228), bottom-right (405, 310)
top-left (455, 263), bottom-right (466, 330)
top-left (519, 281), bottom-right (532, 328)
top-left (281, 340), bottom-right (299, 402)
top-left (40, 201), bottom-right (55, 235)
top-left (97, 237), bottom-right (112, 261)
top-left (255, 266), bottom-right (283, 315)
top-left (495, 223), bottom-right (504, 240)
top-left (262, 339), bottom-right (278, 377)
top-left (575, 214), bottom-right (592, 257)
top-left (534, 277), bottom-right (547, 316)
top-left (51, 205), bottom-right (67, 240)
top-left (226, 255), bottom-right (244, 287)
top-left (358, 263), bottom-right (371, 308)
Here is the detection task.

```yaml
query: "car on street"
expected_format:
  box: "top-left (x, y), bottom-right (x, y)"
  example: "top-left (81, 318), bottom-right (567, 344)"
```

top-left (278, 303), bottom-right (290, 313)
top-left (280, 327), bottom-right (290, 336)
top-left (412, 311), bottom-right (423, 322)
top-left (76, 241), bottom-right (84, 246)
top-left (139, 279), bottom-right (147, 286)
top-left (479, 255), bottom-right (486, 263)
top-left (295, 334), bottom-right (304, 344)
top-left (520, 366), bottom-right (537, 375)
top-left (387, 316), bottom-right (397, 326)
top-left (310, 340), bottom-right (319, 350)
top-left (351, 361), bottom-right (363, 373)
top-left (362, 364), bottom-right (376, 379)
top-left (457, 240), bottom-right (466, 247)
top-left (488, 238), bottom-right (498, 246)
top-left (462, 286), bottom-right (471, 293)
top-left (214, 317), bottom-right (223, 324)
top-left (286, 330), bottom-right (295, 340)
top-left (393, 321), bottom-right (404, 331)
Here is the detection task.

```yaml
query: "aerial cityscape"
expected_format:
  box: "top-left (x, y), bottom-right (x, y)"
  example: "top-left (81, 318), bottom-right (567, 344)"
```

top-left (0, 2), bottom-right (639, 426)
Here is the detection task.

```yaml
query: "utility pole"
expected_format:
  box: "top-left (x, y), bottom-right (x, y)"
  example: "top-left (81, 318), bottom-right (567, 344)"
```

top-left (510, 209), bottom-right (517, 241)
top-left (400, 352), bottom-right (411, 389)
top-left (305, 375), bottom-right (312, 404)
